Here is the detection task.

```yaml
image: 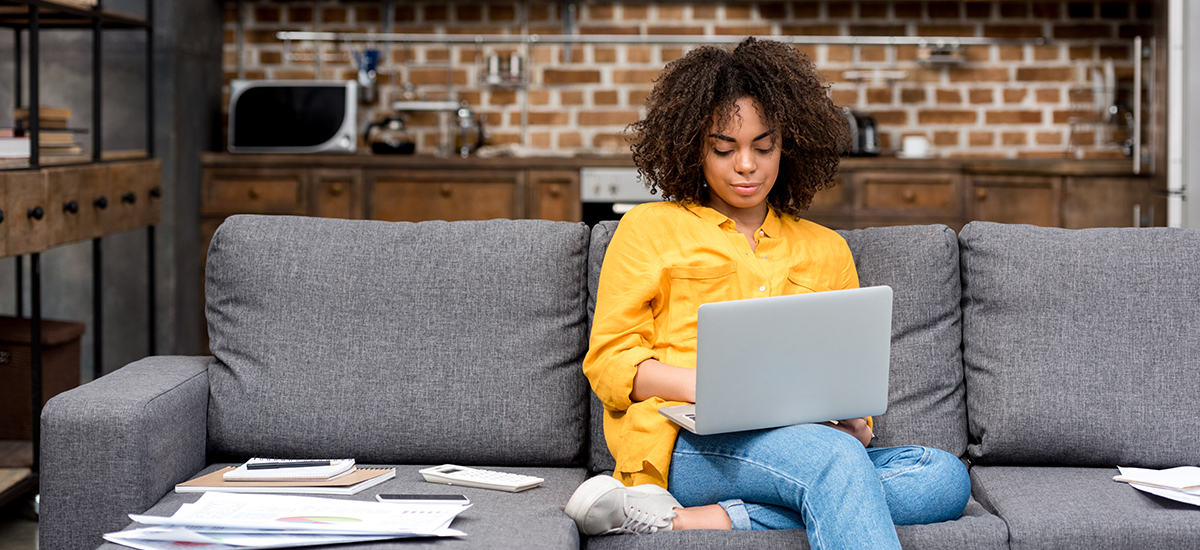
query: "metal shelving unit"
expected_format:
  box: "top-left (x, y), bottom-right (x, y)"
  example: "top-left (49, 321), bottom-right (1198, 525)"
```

top-left (0, 0), bottom-right (155, 507)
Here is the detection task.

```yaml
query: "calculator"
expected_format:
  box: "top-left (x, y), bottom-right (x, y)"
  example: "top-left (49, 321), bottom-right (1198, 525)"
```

top-left (419, 464), bottom-right (544, 492)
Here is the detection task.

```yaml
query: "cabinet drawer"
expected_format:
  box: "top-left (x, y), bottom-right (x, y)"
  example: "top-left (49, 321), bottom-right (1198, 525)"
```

top-left (106, 161), bottom-right (150, 233)
top-left (4, 170), bottom-right (49, 256)
top-left (368, 169), bottom-right (523, 222)
top-left (46, 165), bottom-right (107, 246)
top-left (373, 181), bottom-right (517, 222)
top-left (856, 171), bottom-right (961, 216)
top-left (203, 169), bottom-right (306, 215)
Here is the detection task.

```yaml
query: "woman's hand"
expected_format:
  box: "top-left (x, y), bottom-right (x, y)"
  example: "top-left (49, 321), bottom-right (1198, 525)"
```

top-left (821, 417), bottom-right (873, 447)
top-left (631, 359), bottom-right (697, 403)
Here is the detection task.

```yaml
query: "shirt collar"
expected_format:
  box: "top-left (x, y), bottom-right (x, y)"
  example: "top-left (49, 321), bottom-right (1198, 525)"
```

top-left (681, 200), bottom-right (782, 238)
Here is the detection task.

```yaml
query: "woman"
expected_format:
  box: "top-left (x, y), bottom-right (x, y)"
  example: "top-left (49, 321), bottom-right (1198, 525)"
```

top-left (563, 38), bottom-right (970, 549)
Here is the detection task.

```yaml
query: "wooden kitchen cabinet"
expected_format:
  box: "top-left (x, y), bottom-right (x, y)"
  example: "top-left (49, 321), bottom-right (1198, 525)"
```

top-left (311, 169), bottom-right (363, 219)
top-left (805, 175), bottom-right (853, 229)
top-left (46, 165), bottom-right (107, 247)
top-left (527, 170), bottom-right (581, 222)
top-left (967, 175), bottom-right (1061, 227)
top-left (202, 167), bottom-right (308, 216)
top-left (5, 170), bottom-right (49, 257)
top-left (1062, 176), bottom-right (1162, 229)
top-left (852, 169), bottom-right (962, 229)
top-left (368, 169), bottom-right (523, 222)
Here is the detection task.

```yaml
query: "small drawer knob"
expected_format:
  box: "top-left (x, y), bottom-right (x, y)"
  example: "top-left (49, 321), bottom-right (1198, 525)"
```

top-left (0, 209), bottom-right (5, 223)
top-left (149, 187), bottom-right (162, 198)
top-left (27, 206), bottom-right (44, 220)
top-left (64, 200), bottom-right (79, 214)
top-left (976, 188), bottom-right (988, 201)
top-left (439, 184), bottom-right (453, 198)
top-left (902, 189), bottom-right (917, 203)
top-left (248, 187), bottom-right (261, 200)
top-left (547, 184), bottom-right (562, 198)
top-left (94, 197), bottom-right (108, 209)
top-left (329, 182), bottom-right (345, 196)
top-left (122, 192), bottom-right (137, 204)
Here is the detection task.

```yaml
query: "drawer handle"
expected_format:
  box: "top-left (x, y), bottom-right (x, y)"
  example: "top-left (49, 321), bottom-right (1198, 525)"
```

top-left (439, 184), bottom-right (453, 198)
top-left (122, 192), bottom-right (137, 204)
top-left (94, 197), bottom-right (108, 209)
top-left (976, 188), bottom-right (988, 201)
top-left (902, 189), bottom-right (917, 203)
top-left (150, 187), bottom-right (162, 198)
top-left (547, 184), bottom-right (562, 198)
top-left (27, 206), bottom-right (44, 220)
top-left (63, 200), bottom-right (79, 214)
top-left (329, 182), bottom-right (345, 196)
top-left (248, 187), bottom-right (261, 200)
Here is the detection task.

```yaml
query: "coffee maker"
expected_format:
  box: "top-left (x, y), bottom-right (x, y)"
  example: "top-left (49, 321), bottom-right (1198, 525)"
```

top-left (843, 108), bottom-right (881, 156)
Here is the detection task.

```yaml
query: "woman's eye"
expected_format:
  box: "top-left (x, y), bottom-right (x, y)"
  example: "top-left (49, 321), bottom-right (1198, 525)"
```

top-left (756, 144), bottom-right (777, 154)
top-left (713, 149), bottom-right (734, 156)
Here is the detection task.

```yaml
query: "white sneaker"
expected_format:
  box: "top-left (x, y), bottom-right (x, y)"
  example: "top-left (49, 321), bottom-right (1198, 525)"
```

top-left (564, 475), bottom-right (681, 535)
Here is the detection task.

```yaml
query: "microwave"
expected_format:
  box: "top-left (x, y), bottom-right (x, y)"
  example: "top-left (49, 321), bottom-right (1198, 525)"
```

top-left (228, 80), bottom-right (357, 153)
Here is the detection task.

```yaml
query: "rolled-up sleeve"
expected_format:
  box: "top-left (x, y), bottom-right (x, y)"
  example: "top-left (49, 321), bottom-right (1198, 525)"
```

top-left (583, 213), bottom-right (664, 412)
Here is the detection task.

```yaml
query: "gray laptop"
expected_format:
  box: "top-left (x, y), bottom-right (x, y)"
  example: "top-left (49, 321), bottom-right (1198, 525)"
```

top-left (659, 285), bottom-right (892, 435)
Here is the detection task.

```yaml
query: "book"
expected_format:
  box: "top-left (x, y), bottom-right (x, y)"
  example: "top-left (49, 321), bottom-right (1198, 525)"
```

top-left (1114, 466), bottom-right (1200, 491)
top-left (39, 145), bottom-right (84, 156)
top-left (224, 458), bottom-right (356, 481)
top-left (14, 106), bottom-right (72, 120)
top-left (177, 466), bottom-right (395, 495)
top-left (37, 131), bottom-right (76, 145)
top-left (0, 138), bottom-right (30, 159)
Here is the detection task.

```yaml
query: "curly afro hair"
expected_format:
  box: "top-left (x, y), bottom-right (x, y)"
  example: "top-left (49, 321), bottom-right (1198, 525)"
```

top-left (628, 37), bottom-right (849, 217)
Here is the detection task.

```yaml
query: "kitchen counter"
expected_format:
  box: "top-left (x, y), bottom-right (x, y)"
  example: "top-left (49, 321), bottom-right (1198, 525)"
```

top-left (201, 152), bottom-right (1147, 178)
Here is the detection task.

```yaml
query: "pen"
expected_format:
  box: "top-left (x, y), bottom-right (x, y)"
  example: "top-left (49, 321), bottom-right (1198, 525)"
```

top-left (246, 460), bottom-right (333, 470)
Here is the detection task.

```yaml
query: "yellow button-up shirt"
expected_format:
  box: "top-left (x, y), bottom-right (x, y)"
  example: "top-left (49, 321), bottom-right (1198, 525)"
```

top-left (584, 200), bottom-right (861, 488)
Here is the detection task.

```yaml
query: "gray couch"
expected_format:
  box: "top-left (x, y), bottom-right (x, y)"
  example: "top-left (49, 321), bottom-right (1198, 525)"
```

top-left (39, 214), bottom-right (1200, 550)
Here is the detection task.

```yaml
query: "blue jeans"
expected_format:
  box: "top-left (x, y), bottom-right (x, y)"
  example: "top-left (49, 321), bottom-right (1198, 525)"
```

top-left (667, 423), bottom-right (970, 550)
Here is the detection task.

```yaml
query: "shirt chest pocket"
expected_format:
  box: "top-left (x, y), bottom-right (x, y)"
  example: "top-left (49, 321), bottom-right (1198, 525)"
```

top-left (786, 267), bottom-right (834, 294)
top-left (666, 262), bottom-right (738, 335)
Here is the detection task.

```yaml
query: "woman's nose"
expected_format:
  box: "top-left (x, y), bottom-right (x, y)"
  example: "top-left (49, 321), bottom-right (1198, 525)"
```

top-left (735, 148), bottom-right (755, 174)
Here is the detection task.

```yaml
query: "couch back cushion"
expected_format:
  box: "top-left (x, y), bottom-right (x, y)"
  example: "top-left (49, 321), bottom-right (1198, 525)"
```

top-left (586, 222), bottom-right (967, 473)
top-left (839, 225), bottom-right (967, 456)
top-left (206, 215), bottom-right (591, 466)
top-left (960, 222), bottom-right (1200, 467)
top-left (587, 221), bottom-right (619, 473)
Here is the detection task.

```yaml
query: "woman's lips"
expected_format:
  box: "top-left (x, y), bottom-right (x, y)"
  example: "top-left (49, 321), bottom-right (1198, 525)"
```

top-left (731, 182), bottom-right (761, 195)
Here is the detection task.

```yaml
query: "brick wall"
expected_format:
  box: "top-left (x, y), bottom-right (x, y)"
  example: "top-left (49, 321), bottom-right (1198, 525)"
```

top-left (223, 1), bottom-right (1157, 159)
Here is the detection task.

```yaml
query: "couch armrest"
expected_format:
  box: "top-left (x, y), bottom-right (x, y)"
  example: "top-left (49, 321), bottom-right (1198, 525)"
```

top-left (40, 355), bottom-right (212, 550)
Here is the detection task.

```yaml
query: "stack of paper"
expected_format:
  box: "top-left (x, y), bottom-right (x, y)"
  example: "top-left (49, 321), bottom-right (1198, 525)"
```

top-left (104, 492), bottom-right (468, 550)
top-left (1114, 466), bottom-right (1200, 506)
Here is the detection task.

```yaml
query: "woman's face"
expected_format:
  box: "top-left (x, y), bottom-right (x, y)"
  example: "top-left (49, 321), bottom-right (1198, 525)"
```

top-left (701, 96), bottom-right (780, 220)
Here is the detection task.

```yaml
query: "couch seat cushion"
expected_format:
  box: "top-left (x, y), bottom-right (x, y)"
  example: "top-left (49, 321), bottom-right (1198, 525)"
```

top-left (971, 466), bottom-right (1200, 550)
top-left (584, 496), bottom-right (1006, 550)
top-left (96, 464), bottom-right (587, 550)
top-left (205, 216), bottom-right (591, 466)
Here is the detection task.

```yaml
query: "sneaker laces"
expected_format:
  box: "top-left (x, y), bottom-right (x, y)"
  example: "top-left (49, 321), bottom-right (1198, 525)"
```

top-left (604, 501), bottom-right (677, 535)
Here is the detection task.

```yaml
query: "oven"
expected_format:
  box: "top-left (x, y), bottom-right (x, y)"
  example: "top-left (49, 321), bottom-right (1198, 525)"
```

top-left (580, 167), bottom-right (662, 226)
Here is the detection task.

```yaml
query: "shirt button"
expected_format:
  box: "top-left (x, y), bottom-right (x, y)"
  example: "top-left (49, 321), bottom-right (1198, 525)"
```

top-left (759, 285), bottom-right (767, 292)
top-left (760, 255), bottom-right (767, 258)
